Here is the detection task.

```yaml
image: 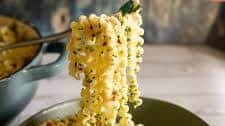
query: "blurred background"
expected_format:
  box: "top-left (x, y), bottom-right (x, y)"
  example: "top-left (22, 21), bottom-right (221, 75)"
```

top-left (0, 0), bottom-right (224, 126)
top-left (0, 0), bottom-right (224, 50)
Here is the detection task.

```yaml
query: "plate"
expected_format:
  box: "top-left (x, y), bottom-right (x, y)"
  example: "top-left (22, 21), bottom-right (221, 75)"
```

top-left (20, 98), bottom-right (209, 126)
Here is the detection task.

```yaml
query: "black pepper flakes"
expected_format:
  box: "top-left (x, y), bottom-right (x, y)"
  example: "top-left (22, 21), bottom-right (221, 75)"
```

top-left (73, 51), bottom-right (77, 55)
top-left (75, 62), bottom-right (78, 67)
top-left (78, 63), bottom-right (84, 70)
top-left (98, 23), bottom-right (101, 28)
top-left (102, 42), bottom-right (107, 46)
top-left (90, 25), bottom-right (93, 30)
top-left (87, 79), bottom-right (93, 83)
top-left (99, 51), bottom-right (104, 56)
top-left (117, 39), bottom-right (121, 44)
top-left (112, 54), bottom-right (117, 58)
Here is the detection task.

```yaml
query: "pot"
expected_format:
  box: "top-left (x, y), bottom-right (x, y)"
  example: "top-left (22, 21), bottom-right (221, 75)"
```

top-left (20, 98), bottom-right (209, 126)
top-left (0, 14), bottom-right (67, 124)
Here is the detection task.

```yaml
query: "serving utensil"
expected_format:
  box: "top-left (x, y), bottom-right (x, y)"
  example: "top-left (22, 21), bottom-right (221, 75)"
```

top-left (0, 29), bottom-right (71, 52)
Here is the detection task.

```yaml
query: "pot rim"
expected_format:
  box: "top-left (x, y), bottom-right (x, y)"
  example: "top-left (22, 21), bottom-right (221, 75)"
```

top-left (0, 14), bottom-right (45, 83)
top-left (20, 97), bottom-right (209, 126)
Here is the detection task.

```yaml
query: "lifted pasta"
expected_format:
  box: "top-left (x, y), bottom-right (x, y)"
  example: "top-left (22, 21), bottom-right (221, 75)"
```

top-left (41, 0), bottom-right (144, 126)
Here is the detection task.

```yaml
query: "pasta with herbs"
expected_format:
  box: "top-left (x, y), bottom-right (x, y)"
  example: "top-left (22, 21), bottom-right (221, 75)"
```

top-left (41, 0), bottom-right (144, 126)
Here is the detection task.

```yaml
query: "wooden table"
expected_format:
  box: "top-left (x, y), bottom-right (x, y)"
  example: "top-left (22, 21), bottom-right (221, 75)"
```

top-left (9, 45), bottom-right (225, 126)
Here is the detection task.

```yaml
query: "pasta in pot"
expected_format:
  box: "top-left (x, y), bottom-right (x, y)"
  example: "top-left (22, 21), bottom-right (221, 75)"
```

top-left (0, 20), bottom-right (39, 79)
top-left (41, 0), bottom-right (144, 126)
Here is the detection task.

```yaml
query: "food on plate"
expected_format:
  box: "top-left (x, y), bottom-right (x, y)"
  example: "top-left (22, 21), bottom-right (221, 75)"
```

top-left (41, 0), bottom-right (144, 125)
top-left (0, 20), bottom-right (39, 79)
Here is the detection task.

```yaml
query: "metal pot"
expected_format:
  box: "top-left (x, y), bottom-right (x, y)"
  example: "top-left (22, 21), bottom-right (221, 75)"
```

top-left (0, 15), bottom-right (67, 124)
top-left (20, 98), bottom-right (209, 126)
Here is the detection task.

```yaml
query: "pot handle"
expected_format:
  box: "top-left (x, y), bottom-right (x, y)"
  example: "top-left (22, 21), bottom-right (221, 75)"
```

top-left (17, 42), bottom-right (67, 83)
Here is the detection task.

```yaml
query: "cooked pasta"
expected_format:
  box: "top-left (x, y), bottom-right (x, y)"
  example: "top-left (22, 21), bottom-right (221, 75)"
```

top-left (0, 20), bottom-right (39, 79)
top-left (40, 0), bottom-right (144, 126)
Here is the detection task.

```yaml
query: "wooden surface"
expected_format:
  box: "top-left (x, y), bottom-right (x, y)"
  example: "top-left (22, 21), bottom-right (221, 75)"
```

top-left (8, 45), bottom-right (225, 126)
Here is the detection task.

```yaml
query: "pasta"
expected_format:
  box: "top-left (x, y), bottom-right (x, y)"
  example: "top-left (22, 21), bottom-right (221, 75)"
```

top-left (41, 0), bottom-right (144, 126)
top-left (0, 20), bottom-right (39, 79)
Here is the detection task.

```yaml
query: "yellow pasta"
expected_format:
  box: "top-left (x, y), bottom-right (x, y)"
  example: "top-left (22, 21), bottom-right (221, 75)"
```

top-left (41, 0), bottom-right (144, 126)
top-left (69, 6), bottom-right (143, 126)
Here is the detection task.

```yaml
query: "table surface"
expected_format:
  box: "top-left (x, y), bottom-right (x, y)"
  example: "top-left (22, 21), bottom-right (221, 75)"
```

top-left (9, 45), bottom-right (225, 126)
